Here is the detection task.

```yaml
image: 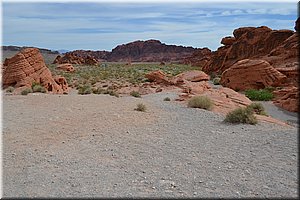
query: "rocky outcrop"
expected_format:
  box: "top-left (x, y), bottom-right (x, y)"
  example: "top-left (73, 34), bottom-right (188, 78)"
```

top-left (220, 59), bottom-right (287, 90)
top-left (145, 70), bottom-right (172, 85)
top-left (53, 53), bottom-right (99, 65)
top-left (56, 63), bottom-right (75, 72)
top-left (182, 48), bottom-right (212, 67)
top-left (202, 26), bottom-right (294, 73)
top-left (175, 70), bottom-right (209, 82)
top-left (107, 39), bottom-right (196, 62)
top-left (2, 48), bottom-right (69, 94)
top-left (273, 86), bottom-right (298, 112)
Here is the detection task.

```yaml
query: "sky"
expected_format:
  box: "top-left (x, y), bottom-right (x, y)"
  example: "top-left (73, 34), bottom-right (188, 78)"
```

top-left (2, 0), bottom-right (298, 51)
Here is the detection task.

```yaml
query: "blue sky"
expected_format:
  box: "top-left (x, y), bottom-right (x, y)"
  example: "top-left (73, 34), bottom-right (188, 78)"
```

top-left (2, 1), bottom-right (298, 51)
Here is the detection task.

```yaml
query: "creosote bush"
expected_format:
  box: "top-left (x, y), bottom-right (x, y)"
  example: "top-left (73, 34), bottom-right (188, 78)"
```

top-left (188, 96), bottom-right (213, 110)
top-left (245, 88), bottom-right (273, 101)
top-left (212, 77), bottom-right (221, 85)
top-left (6, 86), bottom-right (14, 93)
top-left (164, 97), bottom-right (171, 101)
top-left (21, 88), bottom-right (33, 95)
top-left (135, 103), bottom-right (146, 112)
top-left (247, 102), bottom-right (268, 116)
top-left (32, 85), bottom-right (46, 93)
top-left (78, 84), bottom-right (92, 95)
top-left (130, 91), bottom-right (141, 98)
top-left (224, 107), bottom-right (257, 125)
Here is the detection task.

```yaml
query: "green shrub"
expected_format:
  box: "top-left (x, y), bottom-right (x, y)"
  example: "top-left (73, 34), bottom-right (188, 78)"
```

top-left (21, 88), bottom-right (33, 95)
top-left (32, 85), bottom-right (46, 93)
top-left (130, 91), bottom-right (141, 98)
top-left (188, 96), bottom-right (213, 110)
top-left (107, 90), bottom-right (119, 97)
top-left (135, 103), bottom-right (146, 112)
top-left (213, 77), bottom-right (221, 85)
top-left (247, 103), bottom-right (268, 116)
top-left (78, 84), bottom-right (92, 95)
top-left (245, 89), bottom-right (273, 101)
top-left (6, 86), bottom-right (14, 93)
top-left (92, 87), bottom-right (106, 94)
top-left (164, 97), bottom-right (171, 101)
top-left (224, 107), bottom-right (257, 125)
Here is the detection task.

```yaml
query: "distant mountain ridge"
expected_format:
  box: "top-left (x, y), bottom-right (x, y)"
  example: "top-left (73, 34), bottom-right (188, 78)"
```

top-left (2, 45), bottom-right (60, 54)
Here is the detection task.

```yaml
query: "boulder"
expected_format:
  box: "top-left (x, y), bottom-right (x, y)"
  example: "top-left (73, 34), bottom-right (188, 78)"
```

top-left (2, 48), bottom-right (69, 94)
top-left (221, 36), bottom-right (236, 46)
top-left (273, 86), bottom-right (298, 112)
top-left (56, 63), bottom-right (75, 72)
top-left (175, 70), bottom-right (209, 82)
top-left (220, 59), bottom-right (287, 90)
top-left (145, 70), bottom-right (172, 85)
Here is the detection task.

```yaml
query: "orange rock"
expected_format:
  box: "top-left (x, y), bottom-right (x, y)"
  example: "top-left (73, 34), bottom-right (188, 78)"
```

top-left (145, 70), bottom-right (172, 85)
top-left (220, 59), bottom-right (287, 90)
top-left (175, 70), bottom-right (209, 82)
top-left (273, 86), bottom-right (298, 112)
top-left (53, 53), bottom-right (98, 65)
top-left (221, 36), bottom-right (236, 46)
top-left (3, 48), bottom-right (69, 94)
top-left (56, 63), bottom-right (75, 72)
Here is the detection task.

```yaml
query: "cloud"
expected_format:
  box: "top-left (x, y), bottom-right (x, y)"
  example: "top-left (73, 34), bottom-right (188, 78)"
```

top-left (2, 2), bottom-right (297, 51)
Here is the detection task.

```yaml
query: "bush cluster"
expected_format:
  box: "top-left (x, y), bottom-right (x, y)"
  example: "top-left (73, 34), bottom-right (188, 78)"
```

top-left (188, 96), bottom-right (213, 110)
top-left (245, 88), bottom-right (273, 101)
top-left (130, 91), bottom-right (141, 98)
top-left (135, 103), bottom-right (146, 112)
top-left (21, 88), bottom-right (33, 95)
top-left (224, 107), bottom-right (257, 125)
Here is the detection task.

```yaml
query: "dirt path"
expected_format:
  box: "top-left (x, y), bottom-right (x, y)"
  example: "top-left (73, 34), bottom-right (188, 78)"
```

top-left (2, 92), bottom-right (298, 198)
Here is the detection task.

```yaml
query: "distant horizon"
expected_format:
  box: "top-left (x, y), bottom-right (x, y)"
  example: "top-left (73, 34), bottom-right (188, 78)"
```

top-left (3, 2), bottom-right (297, 51)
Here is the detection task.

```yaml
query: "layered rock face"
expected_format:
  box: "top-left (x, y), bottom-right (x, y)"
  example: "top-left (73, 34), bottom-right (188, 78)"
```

top-left (182, 48), bottom-right (212, 67)
top-left (220, 59), bottom-right (287, 90)
top-left (56, 63), bottom-right (75, 72)
top-left (2, 48), bottom-right (69, 94)
top-left (273, 86), bottom-right (298, 112)
top-left (107, 39), bottom-right (196, 62)
top-left (201, 26), bottom-right (294, 73)
top-left (55, 39), bottom-right (197, 64)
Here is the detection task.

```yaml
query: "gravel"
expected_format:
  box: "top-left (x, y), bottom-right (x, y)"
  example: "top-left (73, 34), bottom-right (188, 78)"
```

top-left (2, 91), bottom-right (298, 198)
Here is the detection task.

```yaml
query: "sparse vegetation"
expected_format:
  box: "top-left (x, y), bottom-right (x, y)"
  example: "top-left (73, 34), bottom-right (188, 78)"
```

top-left (245, 88), bottom-right (274, 101)
top-left (48, 63), bottom-right (200, 87)
top-left (78, 84), bottom-right (92, 95)
top-left (135, 103), bottom-right (146, 112)
top-left (32, 84), bottom-right (46, 93)
top-left (224, 107), bottom-right (257, 125)
top-left (21, 88), bottom-right (33, 95)
top-left (213, 77), bottom-right (221, 85)
top-left (247, 102), bottom-right (268, 116)
top-left (91, 87), bottom-right (119, 97)
top-left (188, 96), bottom-right (213, 110)
top-left (130, 91), bottom-right (141, 98)
top-left (164, 97), bottom-right (171, 101)
top-left (6, 86), bottom-right (14, 93)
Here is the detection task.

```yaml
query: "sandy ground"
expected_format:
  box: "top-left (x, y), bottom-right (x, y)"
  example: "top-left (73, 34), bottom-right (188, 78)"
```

top-left (2, 91), bottom-right (298, 198)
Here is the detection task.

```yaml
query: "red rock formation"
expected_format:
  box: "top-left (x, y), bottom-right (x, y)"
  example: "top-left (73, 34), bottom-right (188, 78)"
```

top-left (220, 59), bottom-right (287, 90)
top-left (182, 48), bottom-right (212, 67)
top-left (53, 52), bottom-right (98, 65)
top-left (145, 70), bottom-right (172, 85)
top-left (175, 70), bottom-right (209, 82)
top-left (2, 48), bottom-right (69, 94)
top-left (273, 86), bottom-right (298, 112)
top-left (107, 39), bottom-right (196, 62)
top-left (202, 26), bottom-right (294, 74)
top-left (56, 63), bottom-right (75, 72)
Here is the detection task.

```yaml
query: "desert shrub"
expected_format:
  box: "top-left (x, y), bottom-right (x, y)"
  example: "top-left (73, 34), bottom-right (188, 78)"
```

top-left (188, 96), bottom-right (213, 110)
top-left (78, 84), bottom-right (92, 95)
top-left (32, 84), bottom-right (46, 93)
top-left (92, 87), bottom-right (106, 94)
top-left (247, 103), bottom-right (268, 116)
top-left (21, 88), bottom-right (33, 95)
top-left (6, 86), bottom-right (14, 93)
top-left (224, 107), bottom-right (257, 125)
top-left (135, 103), bottom-right (146, 112)
top-left (164, 97), bottom-right (171, 101)
top-left (245, 89), bottom-right (273, 101)
top-left (213, 77), bottom-right (221, 85)
top-left (107, 90), bottom-right (119, 97)
top-left (130, 91), bottom-right (141, 98)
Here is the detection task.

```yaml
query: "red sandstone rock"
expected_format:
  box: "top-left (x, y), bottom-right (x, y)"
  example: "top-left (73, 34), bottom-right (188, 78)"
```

top-left (53, 52), bottom-right (98, 65)
top-left (2, 48), bottom-right (69, 94)
top-left (221, 36), bottom-right (236, 46)
top-left (175, 70), bottom-right (210, 82)
top-left (145, 70), bottom-right (172, 85)
top-left (182, 48), bottom-right (212, 67)
top-left (56, 63), bottom-right (75, 72)
top-left (220, 59), bottom-right (287, 90)
top-left (273, 86), bottom-right (298, 112)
